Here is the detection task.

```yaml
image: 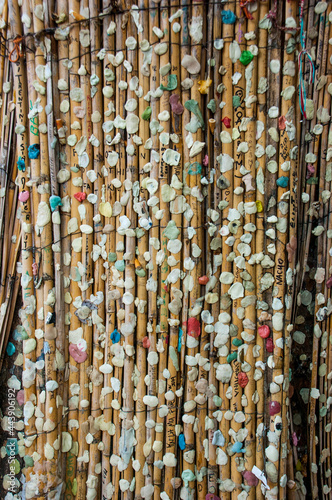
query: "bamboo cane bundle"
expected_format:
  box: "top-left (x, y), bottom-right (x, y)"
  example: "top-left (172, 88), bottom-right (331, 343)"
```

top-left (2, 1), bottom-right (332, 499)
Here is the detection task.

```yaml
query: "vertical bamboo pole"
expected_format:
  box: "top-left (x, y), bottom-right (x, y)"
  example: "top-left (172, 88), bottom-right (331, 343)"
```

top-left (269, 0), bottom-right (298, 493)
top-left (8, 0), bottom-right (37, 492)
top-left (101, 3), bottom-right (116, 498)
top-left (65, 0), bottom-right (83, 494)
top-left (111, 2), bottom-right (126, 496)
top-left (229, 2), bottom-right (247, 497)
top-left (255, 2), bottom-right (269, 498)
top-left (243, 4), bottom-right (259, 498)
top-left (87, 0), bottom-right (105, 495)
top-left (121, 6), bottom-right (137, 498)
top-left (76, 4), bottom-right (94, 498)
top-left (145, 0), bottom-right (159, 490)
top-left (162, 0), bottom-right (184, 496)
top-left (135, 0), bottom-right (149, 495)
top-left (55, 0), bottom-right (71, 491)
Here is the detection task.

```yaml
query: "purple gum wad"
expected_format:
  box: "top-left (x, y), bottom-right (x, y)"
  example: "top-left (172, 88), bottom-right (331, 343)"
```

top-left (169, 94), bottom-right (184, 115)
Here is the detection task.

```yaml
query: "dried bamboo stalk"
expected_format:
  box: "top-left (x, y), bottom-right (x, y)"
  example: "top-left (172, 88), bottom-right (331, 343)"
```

top-left (65, 0), bottom-right (83, 494)
top-left (8, 0), bottom-right (37, 492)
top-left (134, 0), bottom-right (149, 495)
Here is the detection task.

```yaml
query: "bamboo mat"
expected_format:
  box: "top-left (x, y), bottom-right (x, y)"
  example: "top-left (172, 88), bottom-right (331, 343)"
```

top-left (0, 0), bottom-right (331, 499)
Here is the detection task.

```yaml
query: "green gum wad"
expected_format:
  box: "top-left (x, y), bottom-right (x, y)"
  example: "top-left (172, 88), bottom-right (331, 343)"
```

top-left (233, 95), bottom-right (241, 108)
top-left (232, 338), bottom-right (243, 347)
top-left (184, 99), bottom-right (205, 130)
top-left (227, 351), bottom-right (237, 363)
top-left (188, 162), bottom-right (202, 175)
top-left (207, 99), bottom-right (216, 113)
top-left (135, 267), bottom-right (146, 277)
top-left (24, 455), bottom-right (34, 468)
top-left (160, 74), bottom-right (177, 91)
top-left (115, 260), bottom-right (125, 272)
top-left (108, 252), bottom-right (117, 262)
top-left (141, 106), bottom-right (152, 120)
top-left (182, 470), bottom-right (196, 487)
top-left (239, 50), bottom-right (254, 66)
top-left (72, 478), bottom-right (78, 495)
top-left (136, 227), bottom-right (145, 239)
top-left (164, 221), bottom-right (180, 240)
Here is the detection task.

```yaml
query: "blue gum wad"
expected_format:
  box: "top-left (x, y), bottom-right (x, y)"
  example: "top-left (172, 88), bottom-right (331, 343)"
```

top-left (276, 176), bottom-right (289, 188)
top-left (17, 157), bottom-right (25, 171)
top-left (6, 342), bottom-right (15, 356)
top-left (28, 143), bottom-right (40, 159)
top-left (178, 433), bottom-right (186, 450)
top-left (49, 195), bottom-right (63, 212)
top-left (111, 329), bottom-right (120, 344)
top-left (221, 10), bottom-right (236, 24)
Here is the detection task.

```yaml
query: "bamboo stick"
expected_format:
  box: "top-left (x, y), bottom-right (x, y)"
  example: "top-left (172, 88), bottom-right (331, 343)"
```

top-left (54, 0), bottom-right (72, 492)
top-left (8, 0), bottom-right (37, 493)
top-left (120, 6), bottom-right (137, 498)
top-left (144, 0), bottom-right (160, 491)
top-left (243, 4), bottom-right (259, 498)
top-left (228, 2), bottom-right (247, 497)
top-left (76, 4), bottom-right (94, 497)
top-left (101, 2), bottom-right (116, 498)
top-left (134, 0), bottom-right (149, 495)
top-left (162, 0), bottom-right (184, 496)
top-left (19, 0), bottom-right (48, 493)
top-left (268, 0), bottom-right (298, 494)
top-left (255, 1), bottom-right (269, 498)
top-left (111, 3), bottom-right (126, 497)
top-left (65, 0), bottom-right (83, 494)
top-left (87, 0), bottom-right (105, 496)
top-left (206, 0), bottom-right (223, 495)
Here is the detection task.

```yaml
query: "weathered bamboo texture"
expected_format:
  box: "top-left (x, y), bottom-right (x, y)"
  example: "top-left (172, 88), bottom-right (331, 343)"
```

top-left (0, 2), bottom-right (331, 500)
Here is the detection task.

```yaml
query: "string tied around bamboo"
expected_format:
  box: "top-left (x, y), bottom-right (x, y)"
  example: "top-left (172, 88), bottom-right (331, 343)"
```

top-left (240, 0), bottom-right (255, 20)
top-left (298, 0), bottom-right (315, 119)
top-left (9, 35), bottom-right (23, 63)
